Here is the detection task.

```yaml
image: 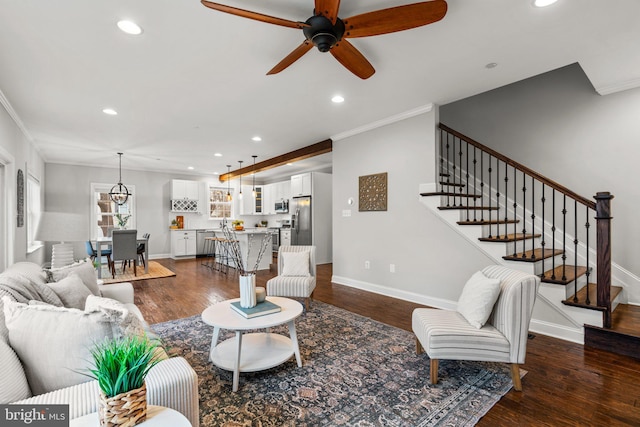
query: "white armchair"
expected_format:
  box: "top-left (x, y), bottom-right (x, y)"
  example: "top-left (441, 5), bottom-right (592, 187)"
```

top-left (412, 265), bottom-right (539, 391)
top-left (266, 246), bottom-right (316, 310)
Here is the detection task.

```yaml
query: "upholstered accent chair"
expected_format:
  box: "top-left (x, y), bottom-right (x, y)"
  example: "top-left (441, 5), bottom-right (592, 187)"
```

top-left (266, 246), bottom-right (316, 310)
top-left (412, 265), bottom-right (539, 391)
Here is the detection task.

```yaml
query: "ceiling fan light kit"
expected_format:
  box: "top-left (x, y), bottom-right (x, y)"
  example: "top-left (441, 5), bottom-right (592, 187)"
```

top-left (201, 0), bottom-right (448, 79)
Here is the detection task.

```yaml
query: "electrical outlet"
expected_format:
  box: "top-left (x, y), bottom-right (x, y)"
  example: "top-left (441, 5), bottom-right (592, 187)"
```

top-left (364, 260), bottom-right (370, 269)
top-left (390, 264), bottom-right (396, 273)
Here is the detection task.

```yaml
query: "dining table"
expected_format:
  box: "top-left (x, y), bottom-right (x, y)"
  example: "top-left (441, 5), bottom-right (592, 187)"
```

top-left (92, 235), bottom-right (149, 279)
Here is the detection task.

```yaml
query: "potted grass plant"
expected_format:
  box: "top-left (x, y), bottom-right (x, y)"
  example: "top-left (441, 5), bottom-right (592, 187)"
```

top-left (88, 335), bottom-right (161, 427)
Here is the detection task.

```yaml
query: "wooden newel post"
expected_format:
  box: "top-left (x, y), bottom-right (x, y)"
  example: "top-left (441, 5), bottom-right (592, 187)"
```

top-left (594, 191), bottom-right (614, 328)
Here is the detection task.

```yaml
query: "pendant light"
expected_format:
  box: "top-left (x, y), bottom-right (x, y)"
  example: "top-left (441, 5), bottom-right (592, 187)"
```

top-left (109, 152), bottom-right (131, 205)
top-left (238, 160), bottom-right (244, 200)
top-left (251, 155), bottom-right (257, 198)
top-left (226, 165), bottom-right (232, 201)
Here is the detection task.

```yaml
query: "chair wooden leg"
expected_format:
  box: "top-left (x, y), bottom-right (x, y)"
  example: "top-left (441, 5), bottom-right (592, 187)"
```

top-left (430, 359), bottom-right (439, 385)
top-left (305, 298), bottom-right (310, 311)
top-left (133, 260), bottom-right (137, 276)
top-left (416, 337), bottom-right (424, 355)
top-left (510, 363), bottom-right (522, 391)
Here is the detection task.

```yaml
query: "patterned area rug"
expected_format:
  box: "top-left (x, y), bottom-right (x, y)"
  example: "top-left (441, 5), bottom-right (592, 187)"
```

top-left (152, 301), bottom-right (521, 426)
top-left (100, 261), bottom-right (176, 284)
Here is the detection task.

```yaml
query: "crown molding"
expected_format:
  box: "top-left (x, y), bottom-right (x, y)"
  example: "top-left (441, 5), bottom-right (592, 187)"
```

top-left (330, 103), bottom-right (433, 142)
top-left (595, 76), bottom-right (640, 96)
top-left (0, 88), bottom-right (33, 142)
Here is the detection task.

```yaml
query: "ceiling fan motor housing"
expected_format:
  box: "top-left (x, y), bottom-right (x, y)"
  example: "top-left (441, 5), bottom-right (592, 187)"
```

top-left (304, 15), bottom-right (345, 52)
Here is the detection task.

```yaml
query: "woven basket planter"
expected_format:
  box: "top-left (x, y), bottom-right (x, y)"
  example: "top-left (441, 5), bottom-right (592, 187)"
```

top-left (98, 382), bottom-right (147, 427)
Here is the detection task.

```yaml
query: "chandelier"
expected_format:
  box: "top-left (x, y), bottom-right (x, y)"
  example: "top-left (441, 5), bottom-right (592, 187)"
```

top-left (109, 152), bottom-right (131, 205)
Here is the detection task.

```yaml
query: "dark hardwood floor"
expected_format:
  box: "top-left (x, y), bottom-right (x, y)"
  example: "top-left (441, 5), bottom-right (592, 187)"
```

top-left (131, 257), bottom-right (640, 426)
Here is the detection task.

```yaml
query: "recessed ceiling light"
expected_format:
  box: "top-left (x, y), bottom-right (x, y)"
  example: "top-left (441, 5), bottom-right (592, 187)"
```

top-left (213, 172), bottom-right (220, 175)
top-left (533, 0), bottom-right (558, 7)
top-left (485, 62), bottom-right (498, 69)
top-left (102, 108), bottom-right (118, 115)
top-left (188, 166), bottom-right (195, 170)
top-left (117, 20), bottom-right (143, 35)
top-left (252, 136), bottom-right (262, 142)
top-left (332, 95), bottom-right (345, 103)
top-left (286, 163), bottom-right (293, 166)
top-left (214, 153), bottom-right (222, 157)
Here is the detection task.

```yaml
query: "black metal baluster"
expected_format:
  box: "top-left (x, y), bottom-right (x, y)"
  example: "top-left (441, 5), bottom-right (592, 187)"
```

top-left (540, 184), bottom-right (546, 278)
top-left (530, 175), bottom-right (536, 259)
top-left (439, 129), bottom-right (444, 193)
top-left (445, 133), bottom-right (450, 207)
top-left (480, 150), bottom-right (485, 222)
top-left (561, 194), bottom-right (567, 281)
top-left (551, 190), bottom-right (556, 280)
top-left (458, 138), bottom-right (464, 207)
top-left (585, 205), bottom-right (591, 305)
top-left (513, 165), bottom-right (517, 256)
top-left (451, 136), bottom-right (457, 207)
top-left (495, 158), bottom-right (500, 238)
top-left (465, 141), bottom-right (470, 221)
top-left (573, 199), bottom-right (579, 302)
top-left (488, 156), bottom-right (494, 238)
top-left (504, 161), bottom-right (509, 239)
top-left (473, 146), bottom-right (478, 221)
top-left (522, 171), bottom-right (527, 258)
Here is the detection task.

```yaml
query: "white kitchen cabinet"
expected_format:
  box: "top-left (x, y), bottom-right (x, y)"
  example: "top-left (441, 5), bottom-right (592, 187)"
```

top-left (171, 230), bottom-right (197, 257)
top-left (238, 185), bottom-right (263, 215)
top-left (291, 173), bottom-right (311, 197)
top-left (171, 180), bottom-right (199, 200)
top-left (262, 184), bottom-right (273, 215)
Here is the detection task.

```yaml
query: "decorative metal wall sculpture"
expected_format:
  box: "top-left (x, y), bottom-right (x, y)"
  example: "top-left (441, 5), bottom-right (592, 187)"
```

top-left (359, 172), bottom-right (387, 211)
top-left (17, 169), bottom-right (24, 227)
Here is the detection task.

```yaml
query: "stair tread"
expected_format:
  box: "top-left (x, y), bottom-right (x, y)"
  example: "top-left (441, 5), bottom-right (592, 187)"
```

top-left (438, 206), bottom-right (499, 211)
top-left (457, 219), bottom-right (519, 225)
top-left (503, 248), bottom-right (564, 263)
top-left (439, 181), bottom-right (465, 187)
top-left (541, 265), bottom-right (588, 285)
top-left (421, 192), bottom-right (482, 198)
top-left (478, 233), bottom-right (541, 242)
top-left (563, 285), bottom-right (623, 311)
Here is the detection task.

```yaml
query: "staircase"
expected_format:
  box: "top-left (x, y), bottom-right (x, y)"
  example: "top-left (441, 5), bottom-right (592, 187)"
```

top-left (420, 124), bottom-right (640, 355)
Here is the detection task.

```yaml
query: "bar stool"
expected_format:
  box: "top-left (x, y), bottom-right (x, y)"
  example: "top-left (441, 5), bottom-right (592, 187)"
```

top-left (215, 237), bottom-right (238, 275)
top-left (202, 237), bottom-right (216, 268)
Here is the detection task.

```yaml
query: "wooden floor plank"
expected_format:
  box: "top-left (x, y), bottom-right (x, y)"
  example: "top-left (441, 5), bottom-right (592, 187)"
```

top-left (129, 258), bottom-right (640, 426)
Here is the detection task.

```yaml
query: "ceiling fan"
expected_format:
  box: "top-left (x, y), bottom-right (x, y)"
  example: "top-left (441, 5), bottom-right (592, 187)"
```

top-left (201, 0), bottom-right (448, 79)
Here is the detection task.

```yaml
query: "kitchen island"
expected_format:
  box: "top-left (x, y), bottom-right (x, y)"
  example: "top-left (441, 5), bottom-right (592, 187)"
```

top-left (214, 228), bottom-right (273, 271)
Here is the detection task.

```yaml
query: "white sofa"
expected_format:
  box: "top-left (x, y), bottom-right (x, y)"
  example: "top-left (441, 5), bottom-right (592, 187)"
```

top-left (0, 260), bottom-right (199, 426)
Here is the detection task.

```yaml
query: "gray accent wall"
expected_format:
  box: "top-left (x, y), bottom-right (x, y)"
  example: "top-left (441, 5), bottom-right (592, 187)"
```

top-left (332, 110), bottom-right (495, 305)
top-left (440, 63), bottom-right (640, 285)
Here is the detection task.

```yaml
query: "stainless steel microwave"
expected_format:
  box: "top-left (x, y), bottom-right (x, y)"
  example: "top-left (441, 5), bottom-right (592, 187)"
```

top-left (275, 200), bottom-right (289, 213)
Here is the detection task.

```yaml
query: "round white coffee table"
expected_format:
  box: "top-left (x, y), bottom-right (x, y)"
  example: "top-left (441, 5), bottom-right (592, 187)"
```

top-left (70, 405), bottom-right (190, 426)
top-left (201, 296), bottom-right (303, 392)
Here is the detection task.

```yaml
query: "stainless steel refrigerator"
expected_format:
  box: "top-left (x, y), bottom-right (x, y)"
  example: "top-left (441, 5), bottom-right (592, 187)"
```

top-left (291, 196), bottom-right (312, 245)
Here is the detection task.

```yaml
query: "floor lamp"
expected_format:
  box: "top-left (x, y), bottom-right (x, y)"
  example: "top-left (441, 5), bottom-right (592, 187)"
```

top-left (35, 212), bottom-right (88, 269)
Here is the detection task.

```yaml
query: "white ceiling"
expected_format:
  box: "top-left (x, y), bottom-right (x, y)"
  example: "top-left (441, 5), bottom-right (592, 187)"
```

top-left (1, 0), bottom-right (639, 180)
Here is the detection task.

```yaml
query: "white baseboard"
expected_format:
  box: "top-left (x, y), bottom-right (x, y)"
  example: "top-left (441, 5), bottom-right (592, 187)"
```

top-left (529, 319), bottom-right (584, 344)
top-left (331, 275), bottom-right (458, 311)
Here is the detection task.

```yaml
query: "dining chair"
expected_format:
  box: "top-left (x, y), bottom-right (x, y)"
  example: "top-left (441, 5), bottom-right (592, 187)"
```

top-left (136, 233), bottom-right (150, 268)
top-left (110, 229), bottom-right (138, 278)
top-left (85, 241), bottom-right (112, 268)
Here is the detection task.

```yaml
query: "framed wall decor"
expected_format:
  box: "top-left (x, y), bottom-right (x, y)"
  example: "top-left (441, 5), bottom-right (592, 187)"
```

top-left (17, 169), bottom-right (24, 227)
top-left (359, 172), bottom-right (387, 212)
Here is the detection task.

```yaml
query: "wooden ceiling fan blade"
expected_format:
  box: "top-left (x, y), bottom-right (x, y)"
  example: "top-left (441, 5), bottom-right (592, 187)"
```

top-left (201, 0), bottom-right (309, 29)
top-left (315, 0), bottom-right (341, 24)
top-left (330, 40), bottom-right (375, 80)
top-left (343, 0), bottom-right (447, 38)
top-left (267, 41), bottom-right (313, 75)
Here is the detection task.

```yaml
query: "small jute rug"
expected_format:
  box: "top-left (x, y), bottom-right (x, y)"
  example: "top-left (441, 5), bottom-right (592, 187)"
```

top-left (152, 301), bottom-right (522, 426)
top-left (100, 261), bottom-right (176, 284)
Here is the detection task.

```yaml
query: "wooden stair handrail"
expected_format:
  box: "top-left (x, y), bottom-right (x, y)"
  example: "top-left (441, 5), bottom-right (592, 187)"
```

top-left (439, 123), bottom-right (596, 210)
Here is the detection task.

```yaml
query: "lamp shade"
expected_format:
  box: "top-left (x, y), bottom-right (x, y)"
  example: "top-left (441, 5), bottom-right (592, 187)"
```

top-left (35, 212), bottom-right (88, 243)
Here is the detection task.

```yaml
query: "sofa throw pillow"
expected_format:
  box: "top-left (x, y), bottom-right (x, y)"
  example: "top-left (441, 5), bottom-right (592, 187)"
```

top-left (457, 271), bottom-right (502, 329)
top-left (85, 295), bottom-right (148, 338)
top-left (46, 273), bottom-right (93, 310)
top-left (281, 252), bottom-right (311, 277)
top-left (0, 337), bottom-right (32, 403)
top-left (47, 259), bottom-right (100, 296)
top-left (2, 297), bottom-right (127, 396)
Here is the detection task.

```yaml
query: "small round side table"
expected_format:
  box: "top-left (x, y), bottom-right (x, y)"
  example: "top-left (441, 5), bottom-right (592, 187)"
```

top-left (70, 405), bottom-right (191, 427)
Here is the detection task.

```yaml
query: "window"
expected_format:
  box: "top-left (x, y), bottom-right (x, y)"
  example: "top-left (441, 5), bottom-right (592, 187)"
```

top-left (90, 183), bottom-right (136, 239)
top-left (27, 174), bottom-right (41, 252)
top-left (209, 187), bottom-right (232, 219)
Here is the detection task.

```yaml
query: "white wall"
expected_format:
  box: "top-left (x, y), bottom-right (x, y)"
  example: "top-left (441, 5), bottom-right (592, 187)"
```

top-left (440, 63), bottom-right (640, 302)
top-left (0, 100), bottom-right (45, 266)
top-left (45, 163), bottom-right (229, 259)
top-left (332, 110), bottom-right (495, 306)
